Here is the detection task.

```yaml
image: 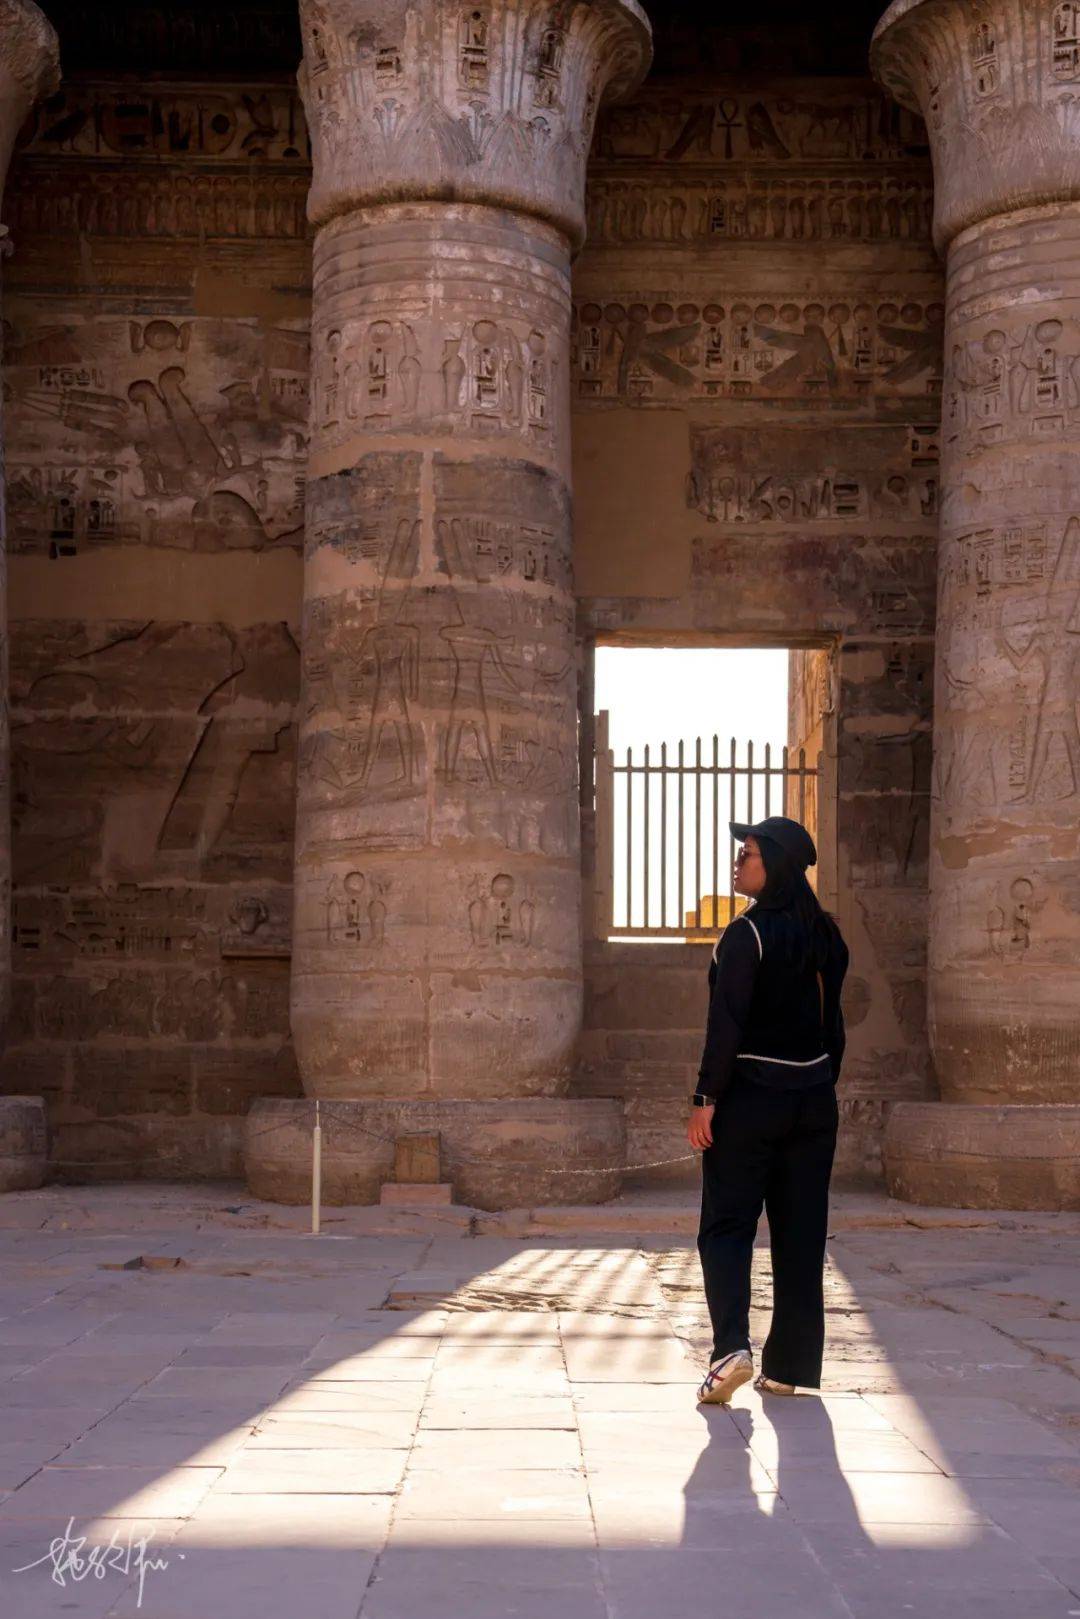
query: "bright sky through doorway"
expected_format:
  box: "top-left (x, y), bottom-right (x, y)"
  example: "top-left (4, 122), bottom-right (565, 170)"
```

top-left (595, 647), bottom-right (789, 762)
top-left (594, 647), bottom-right (791, 935)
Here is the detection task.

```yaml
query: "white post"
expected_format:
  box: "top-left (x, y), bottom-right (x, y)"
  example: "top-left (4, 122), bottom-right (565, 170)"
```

top-left (311, 1100), bottom-right (322, 1235)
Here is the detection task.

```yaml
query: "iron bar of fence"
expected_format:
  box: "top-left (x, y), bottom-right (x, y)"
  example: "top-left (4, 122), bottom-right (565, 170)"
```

top-left (694, 736), bottom-right (702, 933)
top-left (711, 733), bottom-right (719, 935)
top-left (626, 744), bottom-right (633, 930)
top-left (677, 738), bottom-right (685, 936)
top-left (728, 736), bottom-right (737, 926)
top-left (598, 722), bottom-right (821, 940)
top-left (660, 741), bottom-right (668, 931)
top-left (644, 743), bottom-right (652, 929)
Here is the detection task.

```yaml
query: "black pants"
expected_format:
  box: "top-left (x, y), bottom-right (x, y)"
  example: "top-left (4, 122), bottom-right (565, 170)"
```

top-left (697, 1070), bottom-right (838, 1388)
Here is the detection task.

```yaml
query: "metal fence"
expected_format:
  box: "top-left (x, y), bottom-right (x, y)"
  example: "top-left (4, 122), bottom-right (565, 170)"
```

top-left (592, 710), bottom-right (822, 940)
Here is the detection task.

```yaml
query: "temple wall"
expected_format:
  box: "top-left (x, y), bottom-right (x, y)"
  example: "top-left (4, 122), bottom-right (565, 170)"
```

top-left (0, 55), bottom-right (941, 1187)
top-left (570, 75), bottom-right (942, 1183)
top-left (0, 77), bottom-right (310, 1177)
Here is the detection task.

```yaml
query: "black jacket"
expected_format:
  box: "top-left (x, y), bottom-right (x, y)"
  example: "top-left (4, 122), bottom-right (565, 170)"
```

top-left (697, 902), bottom-right (849, 1100)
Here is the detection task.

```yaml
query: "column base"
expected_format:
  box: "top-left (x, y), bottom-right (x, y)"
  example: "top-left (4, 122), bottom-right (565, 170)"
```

top-left (884, 1102), bottom-right (1080, 1211)
top-left (243, 1097), bottom-right (626, 1212)
top-left (0, 1097), bottom-right (48, 1192)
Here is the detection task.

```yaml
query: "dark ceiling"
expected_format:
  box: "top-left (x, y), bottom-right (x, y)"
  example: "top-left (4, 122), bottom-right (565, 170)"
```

top-left (41, 1), bottom-right (887, 80)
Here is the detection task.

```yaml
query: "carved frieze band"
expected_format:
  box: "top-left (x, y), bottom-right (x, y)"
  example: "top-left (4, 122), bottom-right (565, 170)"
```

top-left (594, 86), bottom-right (927, 167)
top-left (572, 294), bottom-right (943, 405)
top-left (584, 172), bottom-right (933, 246)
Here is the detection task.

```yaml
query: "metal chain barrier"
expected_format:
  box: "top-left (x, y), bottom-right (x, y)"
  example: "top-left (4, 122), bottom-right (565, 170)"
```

top-left (46, 1100), bottom-right (700, 1179)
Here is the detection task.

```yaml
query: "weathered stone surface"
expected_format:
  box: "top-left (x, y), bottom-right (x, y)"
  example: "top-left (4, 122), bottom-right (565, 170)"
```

top-left (873, 0), bottom-right (1080, 1201)
top-left (0, 1093), bottom-right (47, 1190)
top-left (3, 3), bottom-right (1076, 1212)
top-left (244, 1096), bottom-right (625, 1209)
top-left (873, 0), bottom-right (1080, 250)
top-left (571, 62), bottom-right (940, 1176)
top-left (288, 0), bottom-right (651, 1201)
top-left (0, 1), bottom-right (61, 1093)
top-left (884, 1101), bottom-right (1080, 1210)
top-left (299, 0), bottom-right (650, 246)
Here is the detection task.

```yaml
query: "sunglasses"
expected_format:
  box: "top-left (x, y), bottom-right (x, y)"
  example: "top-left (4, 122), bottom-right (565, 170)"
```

top-left (734, 846), bottom-right (761, 863)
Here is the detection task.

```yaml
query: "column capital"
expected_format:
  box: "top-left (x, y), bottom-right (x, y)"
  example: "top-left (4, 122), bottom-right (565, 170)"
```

top-left (298, 0), bottom-right (652, 248)
top-left (872, 0), bottom-right (1080, 252)
top-left (0, 0), bottom-right (60, 203)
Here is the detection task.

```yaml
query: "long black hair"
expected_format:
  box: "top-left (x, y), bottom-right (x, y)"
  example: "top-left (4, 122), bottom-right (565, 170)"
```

top-left (752, 834), bottom-right (834, 973)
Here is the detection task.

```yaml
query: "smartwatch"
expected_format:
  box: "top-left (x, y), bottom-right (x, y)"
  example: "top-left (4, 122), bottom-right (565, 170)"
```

top-left (690, 1092), bottom-right (714, 1108)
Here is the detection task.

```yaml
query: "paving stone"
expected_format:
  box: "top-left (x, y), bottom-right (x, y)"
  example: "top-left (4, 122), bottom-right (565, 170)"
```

top-left (88, 1401), bottom-right (263, 1435)
top-left (438, 1312), bottom-right (561, 1345)
top-left (960, 1479), bottom-right (1080, 1557)
top-left (798, 1518), bottom-right (1075, 1595)
top-left (171, 1345), bottom-right (309, 1367)
top-left (371, 1543), bottom-right (601, 1590)
top-left (432, 1344), bottom-right (566, 1373)
top-left (419, 1395), bottom-right (576, 1429)
top-left (52, 1429), bottom-right (251, 1468)
top-left (0, 1465), bottom-right (220, 1523)
top-left (571, 1383), bottom-right (703, 1413)
top-left (3, 1515), bottom-right (182, 1619)
top-left (245, 1412), bottom-right (418, 1450)
top-left (394, 1469), bottom-right (591, 1521)
top-left (288, 1357), bottom-right (432, 1384)
top-left (268, 1382), bottom-right (426, 1414)
top-left (730, 1394), bottom-right (895, 1431)
top-left (588, 1481), bottom-right (785, 1549)
top-left (359, 1571), bottom-right (609, 1619)
top-left (1, 1190), bottom-right (1079, 1619)
top-left (426, 1368), bottom-right (571, 1396)
top-left (744, 1426), bottom-right (945, 1474)
top-left (839, 1594), bottom-right (1078, 1619)
top-left (409, 1429), bottom-right (583, 1470)
top-left (563, 1338), bottom-right (696, 1383)
top-left (106, 1541), bottom-right (378, 1619)
top-left (775, 1470), bottom-right (990, 1526)
top-left (599, 1547), bottom-right (849, 1618)
top-left (302, 1333), bottom-right (438, 1362)
top-left (185, 1490), bottom-right (393, 1547)
top-left (133, 1367), bottom-right (295, 1400)
top-left (0, 1443), bottom-right (55, 1492)
top-left (213, 1448), bottom-right (407, 1494)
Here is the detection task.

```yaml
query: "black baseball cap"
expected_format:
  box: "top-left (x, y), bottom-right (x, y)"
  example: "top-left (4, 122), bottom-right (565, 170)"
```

top-left (729, 815), bottom-right (817, 871)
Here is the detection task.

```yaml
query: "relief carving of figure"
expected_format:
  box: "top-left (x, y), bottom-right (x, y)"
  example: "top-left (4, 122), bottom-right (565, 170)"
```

top-left (987, 877), bottom-right (1036, 961)
top-left (999, 517), bottom-right (1080, 802)
top-left (467, 871), bottom-right (535, 947)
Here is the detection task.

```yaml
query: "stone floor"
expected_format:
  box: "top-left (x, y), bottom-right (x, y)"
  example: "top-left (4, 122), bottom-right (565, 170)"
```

top-left (1, 1184), bottom-right (1079, 1619)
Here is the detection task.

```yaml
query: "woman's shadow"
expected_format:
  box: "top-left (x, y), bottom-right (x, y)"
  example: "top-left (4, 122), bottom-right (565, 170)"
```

top-left (678, 1394), bottom-right (877, 1605)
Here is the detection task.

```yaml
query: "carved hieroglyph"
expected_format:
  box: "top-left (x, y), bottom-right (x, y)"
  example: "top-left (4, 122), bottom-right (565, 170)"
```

top-left (0, 0), bottom-right (61, 1051)
top-left (873, 0), bottom-right (1080, 1104)
top-left (293, 1), bottom-right (651, 1100)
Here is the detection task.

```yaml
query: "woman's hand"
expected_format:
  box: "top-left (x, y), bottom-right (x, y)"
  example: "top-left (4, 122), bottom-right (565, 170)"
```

top-left (687, 1103), bottom-right (715, 1151)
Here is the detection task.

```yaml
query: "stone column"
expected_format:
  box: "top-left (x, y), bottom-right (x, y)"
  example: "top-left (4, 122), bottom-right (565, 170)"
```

top-left (0, 1), bottom-right (59, 1190)
top-left (246, 0), bottom-right (651, 1210)
top-left (872, 0), bottom-right (1080, 1208)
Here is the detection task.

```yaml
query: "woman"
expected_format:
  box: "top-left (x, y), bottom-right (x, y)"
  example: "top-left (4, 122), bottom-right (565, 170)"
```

top-left (687, 814), bottom-right (849, 1405)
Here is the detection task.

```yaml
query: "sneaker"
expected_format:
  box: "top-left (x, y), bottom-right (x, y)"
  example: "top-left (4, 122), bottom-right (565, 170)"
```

top-left (697, 1350), bottom-right (753, 1405)
top-left (754, 1373), bottom-right (796, 1396)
